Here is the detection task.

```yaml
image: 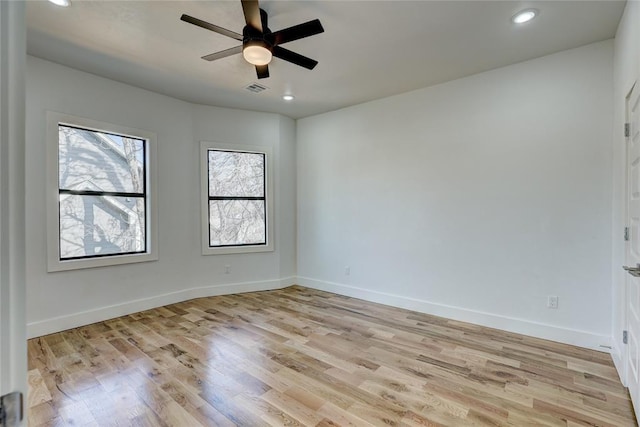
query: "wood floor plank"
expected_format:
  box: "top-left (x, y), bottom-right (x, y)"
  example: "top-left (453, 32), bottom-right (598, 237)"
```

top-left (262, 388), bottom-right (326, 425)
top-left (27, 285), bottom-right (637, 426)
top-left (27, 369), bottom-right (52, 409)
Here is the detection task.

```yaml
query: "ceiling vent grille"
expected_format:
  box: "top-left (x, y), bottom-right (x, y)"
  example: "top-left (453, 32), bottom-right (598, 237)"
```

top-left (245, 83), bottom-right (269, 93)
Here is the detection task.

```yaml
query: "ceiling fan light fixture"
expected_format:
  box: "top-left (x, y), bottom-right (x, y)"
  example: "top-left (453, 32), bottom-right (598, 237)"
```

top-left (48, 0), bottom-right (71, 6)
top-left (512, 9), bottom-right (538, 24)
top-left (243, 41), bottom-right (272, 66)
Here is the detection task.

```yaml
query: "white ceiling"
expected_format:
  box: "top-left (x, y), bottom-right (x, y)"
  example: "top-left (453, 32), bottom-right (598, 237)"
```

top-left (27, 1), bottom-right (625, 119)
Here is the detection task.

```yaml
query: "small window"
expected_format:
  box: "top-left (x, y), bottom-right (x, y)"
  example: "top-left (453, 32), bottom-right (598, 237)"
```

top-left (201, 142), bottom-right (273, 255)
top-left (47, 112), bottom-right (158, 271)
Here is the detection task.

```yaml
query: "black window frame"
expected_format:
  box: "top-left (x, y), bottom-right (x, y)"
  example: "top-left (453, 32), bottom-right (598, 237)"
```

top-left (57, 123), bottom-right (148, 261)
top-left (207, 148), bottom-right (268, 248)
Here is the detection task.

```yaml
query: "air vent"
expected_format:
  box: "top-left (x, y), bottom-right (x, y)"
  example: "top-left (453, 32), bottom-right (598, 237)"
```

top-left (245, 83), bottom-right (269, 93)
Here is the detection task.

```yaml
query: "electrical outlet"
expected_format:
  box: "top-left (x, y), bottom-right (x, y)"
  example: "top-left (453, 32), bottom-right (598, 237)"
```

top-left (547, 296), bottom-right (559, 309)
top-left (224, 265), bottom-right (231, 274)
top-left (345, 266), bottom-right (350, 276)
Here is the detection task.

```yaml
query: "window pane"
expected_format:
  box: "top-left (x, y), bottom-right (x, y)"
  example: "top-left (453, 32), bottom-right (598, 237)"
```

top-left (208, 150), bottom-right (264, 197)
top-left (59, 125), bottom-right (145, 194)
top-left (59, 194), bottom-right (146, 259)
top-left (209, 200), bottom-right (266, 246)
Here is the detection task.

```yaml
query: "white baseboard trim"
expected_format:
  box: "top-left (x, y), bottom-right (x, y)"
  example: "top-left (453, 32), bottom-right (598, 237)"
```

top-left (27, 276), bottom-right (296, 339)
top-left (298, 276), bottom-right (612, 352)
top-left (29, 275), bottom-right (613, 353)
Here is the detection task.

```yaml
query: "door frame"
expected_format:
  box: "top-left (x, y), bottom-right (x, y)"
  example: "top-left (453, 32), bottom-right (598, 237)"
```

top-left (0, 1), bottom-right (27, 423)
top-left (624, 79), bottom-right (639, 391)
top-left (623, 82), bottom-right (633, 386)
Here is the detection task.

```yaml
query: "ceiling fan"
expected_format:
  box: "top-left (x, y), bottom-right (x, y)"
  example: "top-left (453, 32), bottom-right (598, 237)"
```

top-left (181, 0), bottom-right (324, 79)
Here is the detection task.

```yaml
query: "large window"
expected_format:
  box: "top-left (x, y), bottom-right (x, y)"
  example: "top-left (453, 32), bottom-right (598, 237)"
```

top-left (47, 112), bottom-right (158, 271)
top-left (201, 142), bottom-right (273, 255)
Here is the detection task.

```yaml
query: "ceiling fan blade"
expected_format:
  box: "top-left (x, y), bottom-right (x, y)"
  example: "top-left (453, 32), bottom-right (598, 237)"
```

top-left (271, 19), bottom-right (324, 45)
top-left (241, 0), bottom-right (263, 32)
top-left (272, 46), bottom-right (318, 70)
top-left (201, 45), bottom-right (243, 61)
top-left (255, 65), bottom-right (270, 79)
top-left (180, 14), bottom-right (243, 41)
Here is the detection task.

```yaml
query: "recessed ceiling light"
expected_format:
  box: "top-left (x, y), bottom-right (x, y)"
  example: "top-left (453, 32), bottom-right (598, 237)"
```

top-left (512, 9), bottom-right (537, 24)
top-left (282, 95), bottom-right (295, 101)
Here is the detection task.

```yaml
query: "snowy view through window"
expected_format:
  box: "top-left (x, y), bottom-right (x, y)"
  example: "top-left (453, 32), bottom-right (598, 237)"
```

top-left (58, 125), bottom-right (146, 259)
top-left (208, 150), bottom-right (266, 246)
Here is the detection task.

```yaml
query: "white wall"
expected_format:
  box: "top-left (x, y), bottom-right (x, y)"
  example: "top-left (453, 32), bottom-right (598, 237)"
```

top-left (278, 115), bottom-right (297, 277)
top-left (297, 41), bottom-right (614, 350)
top-left (26, 39), bottom-right (616, 352)
top-left (25, 56), bottom-right (296, 338)
top-left (611, 1), bottom-right (640, 378)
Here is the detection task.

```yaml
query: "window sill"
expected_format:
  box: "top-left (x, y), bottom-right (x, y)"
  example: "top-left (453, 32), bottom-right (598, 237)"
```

top-left (201, 243), bottom-right (274, 256)
top-left (47, 251), bottom-right (158, 272)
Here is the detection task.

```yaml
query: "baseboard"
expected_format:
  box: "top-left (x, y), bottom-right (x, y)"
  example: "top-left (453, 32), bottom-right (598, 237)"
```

top-left (29, 275), bottom-right (613, 353)
top-left (27, 276), bottom-right (296, 339)
top-left (297, 276), bottom-right (612, 352)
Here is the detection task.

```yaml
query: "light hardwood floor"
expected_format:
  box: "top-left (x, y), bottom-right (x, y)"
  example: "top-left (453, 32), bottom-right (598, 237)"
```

top-left (27, 286), bottom-right (636, 426)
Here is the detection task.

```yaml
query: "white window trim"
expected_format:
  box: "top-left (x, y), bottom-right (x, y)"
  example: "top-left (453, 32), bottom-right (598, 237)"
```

top-left (200, 141), bottom-right (274, 255)
top-left (46, 111), bottom-right (158, 272)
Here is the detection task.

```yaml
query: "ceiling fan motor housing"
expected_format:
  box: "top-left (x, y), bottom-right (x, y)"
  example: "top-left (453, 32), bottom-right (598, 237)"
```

top-left (243, 9), bottom-right (272, 47)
